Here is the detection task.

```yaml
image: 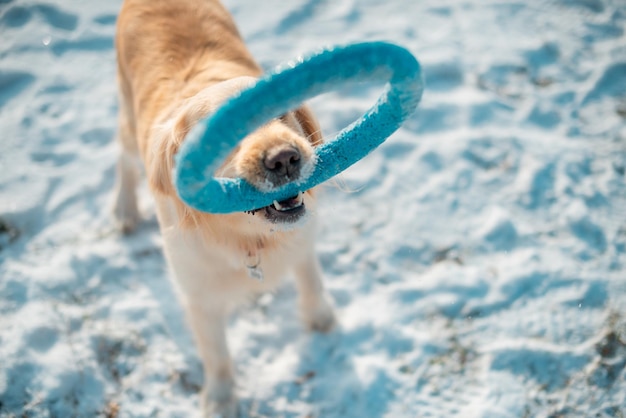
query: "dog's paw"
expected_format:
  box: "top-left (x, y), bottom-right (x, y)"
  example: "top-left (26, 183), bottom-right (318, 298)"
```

top-left (301, 295), bottom-right (337, 333)
top-left (202, 399), bottom-right (238, 418)
top-left (113, 210), bottom-right (141, 234)
top-left (201, 381), bottom-right (239, 418)
top-left (202, 397), bottom-right (238, 418)
top-left (112, 198), bottom-right (141, 234)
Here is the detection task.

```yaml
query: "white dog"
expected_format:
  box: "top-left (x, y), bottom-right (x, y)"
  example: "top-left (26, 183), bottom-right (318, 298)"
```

top-left (113, 0), bottom-right (336, 416)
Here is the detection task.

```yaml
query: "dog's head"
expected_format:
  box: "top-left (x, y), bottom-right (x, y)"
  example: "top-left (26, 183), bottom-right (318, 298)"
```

top-left (149, 77), bottom-right (322, 233)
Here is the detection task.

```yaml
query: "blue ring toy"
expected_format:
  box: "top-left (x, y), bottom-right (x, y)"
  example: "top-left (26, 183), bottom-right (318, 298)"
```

top-left (174, 41), bottom-right (423, 214)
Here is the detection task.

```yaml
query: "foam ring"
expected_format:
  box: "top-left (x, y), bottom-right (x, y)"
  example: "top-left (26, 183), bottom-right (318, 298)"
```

top-left (174, 41), bottom-right (424, 214)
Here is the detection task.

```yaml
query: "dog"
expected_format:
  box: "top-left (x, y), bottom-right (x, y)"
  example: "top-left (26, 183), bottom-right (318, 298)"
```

top-left (112, 0), bottom-right (337, 416)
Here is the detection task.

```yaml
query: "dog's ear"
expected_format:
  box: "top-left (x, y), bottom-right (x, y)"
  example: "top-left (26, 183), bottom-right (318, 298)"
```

top-left (293, 104), bottom-right (323, 146)
top-left (147, 113), bottom-right (188, 196)
top-left (147, 76), bottom-right (259, 197)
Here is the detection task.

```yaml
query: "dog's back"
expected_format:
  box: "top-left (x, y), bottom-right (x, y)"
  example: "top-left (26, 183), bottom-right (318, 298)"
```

top-left (113, 2), bottom-right (336, 416)
top-left (116, 0), bottom-right (262, 158)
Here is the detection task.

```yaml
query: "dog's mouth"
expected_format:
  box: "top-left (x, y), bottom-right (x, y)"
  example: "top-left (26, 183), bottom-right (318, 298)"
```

top-left (245, 192), bottom-right (306, 224)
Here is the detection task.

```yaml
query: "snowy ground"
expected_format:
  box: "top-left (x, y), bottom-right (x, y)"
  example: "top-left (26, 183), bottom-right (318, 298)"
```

top-left (1, 0), bottom-right (626, 417)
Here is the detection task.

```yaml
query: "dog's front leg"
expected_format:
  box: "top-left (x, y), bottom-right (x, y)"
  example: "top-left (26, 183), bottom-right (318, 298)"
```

top-left (112, 151), bottom-right (141, 233)
top-left (158, 212), bottom-right (239, 417)
top-left (185, 301), bottom-right (238, 418)
top-left (293, 251), bottom-right (337, 333)
top-left (111, 71), bottom-right (143, 234)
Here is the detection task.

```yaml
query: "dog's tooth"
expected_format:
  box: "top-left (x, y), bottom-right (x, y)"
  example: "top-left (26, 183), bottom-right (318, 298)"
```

top-left (273, 200), bottom-right (283, 211)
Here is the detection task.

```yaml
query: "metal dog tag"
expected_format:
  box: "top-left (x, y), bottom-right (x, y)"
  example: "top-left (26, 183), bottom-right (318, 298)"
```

top-left (247, 265), bottom-right (264, 281)
top-left (245, 251), bottom-right (264, 281)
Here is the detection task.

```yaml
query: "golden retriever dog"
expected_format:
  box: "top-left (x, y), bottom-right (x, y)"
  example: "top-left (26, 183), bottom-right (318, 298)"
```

top-left (112, 0), bottom-right (336, 416)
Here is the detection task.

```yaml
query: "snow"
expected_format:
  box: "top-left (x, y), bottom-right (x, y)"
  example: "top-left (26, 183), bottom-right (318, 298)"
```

top-left (1, 0), bottom-right (625, 417)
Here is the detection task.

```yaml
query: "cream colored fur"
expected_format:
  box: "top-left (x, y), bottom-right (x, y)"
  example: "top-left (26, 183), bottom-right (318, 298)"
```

top-left (112, 0), bottom-right (336, 416)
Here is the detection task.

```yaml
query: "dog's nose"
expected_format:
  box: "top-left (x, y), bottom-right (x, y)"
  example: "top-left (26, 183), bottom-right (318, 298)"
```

top-left (264, 146), bottom-right (301, 177)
